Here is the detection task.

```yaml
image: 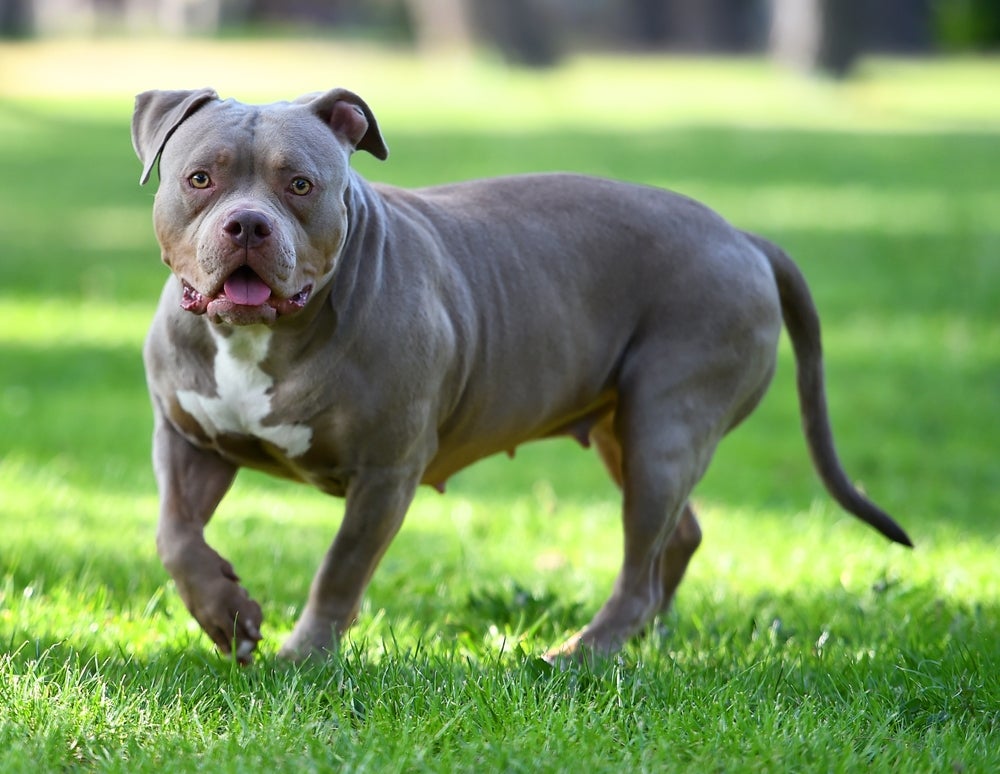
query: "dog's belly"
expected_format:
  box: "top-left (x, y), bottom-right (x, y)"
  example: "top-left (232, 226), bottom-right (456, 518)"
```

top-left (422, 389), bottom-right (618, 492)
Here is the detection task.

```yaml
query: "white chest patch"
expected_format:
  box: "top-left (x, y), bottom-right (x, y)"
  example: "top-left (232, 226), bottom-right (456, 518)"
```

top-left (176, 326), bottom-right (313, 458)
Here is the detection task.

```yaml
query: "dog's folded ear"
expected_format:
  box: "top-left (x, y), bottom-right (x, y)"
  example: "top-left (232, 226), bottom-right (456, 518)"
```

top-left (303, 88), bottom-right (389, 161)
top-left (132, 88), bottom-right (219, 185)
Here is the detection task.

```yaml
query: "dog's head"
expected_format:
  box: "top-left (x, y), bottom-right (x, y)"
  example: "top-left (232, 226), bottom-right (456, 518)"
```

top-left (132, 88), bottom-right (388, 326)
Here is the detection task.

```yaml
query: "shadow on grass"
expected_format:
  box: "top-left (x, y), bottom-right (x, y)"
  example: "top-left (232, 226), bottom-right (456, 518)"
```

top-left (0, 340), bottom-right (150, 477)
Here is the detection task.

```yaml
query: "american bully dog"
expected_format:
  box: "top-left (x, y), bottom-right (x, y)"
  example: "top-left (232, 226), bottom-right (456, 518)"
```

top-left (131, 88), bottom-right (911, 663)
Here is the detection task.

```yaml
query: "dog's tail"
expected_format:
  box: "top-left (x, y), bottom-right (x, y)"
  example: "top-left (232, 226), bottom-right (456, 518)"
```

top-left (747, 231), bottom-right (913, 547)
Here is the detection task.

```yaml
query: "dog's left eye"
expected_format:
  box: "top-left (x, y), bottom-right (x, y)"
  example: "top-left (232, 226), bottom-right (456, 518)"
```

top-left (290, 178), bottom-right (313, 196)
top-left (188, 171), bottom-right (212, 189)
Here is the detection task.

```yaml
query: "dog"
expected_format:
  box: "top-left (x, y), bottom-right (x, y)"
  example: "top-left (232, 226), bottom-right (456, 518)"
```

top-left (131, 87), bottom-right (911, 663)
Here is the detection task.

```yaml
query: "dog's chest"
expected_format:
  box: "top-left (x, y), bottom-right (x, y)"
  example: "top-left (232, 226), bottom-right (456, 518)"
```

top-left (176, 326), bottom-right (313, 458)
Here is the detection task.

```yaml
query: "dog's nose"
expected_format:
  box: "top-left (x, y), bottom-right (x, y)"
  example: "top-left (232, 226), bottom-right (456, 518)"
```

top-left (223, 209), bottom-right (273, 249)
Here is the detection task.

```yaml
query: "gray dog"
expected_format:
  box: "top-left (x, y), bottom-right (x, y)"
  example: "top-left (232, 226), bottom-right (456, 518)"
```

top-left (131, 88), bottom-right (911, 663)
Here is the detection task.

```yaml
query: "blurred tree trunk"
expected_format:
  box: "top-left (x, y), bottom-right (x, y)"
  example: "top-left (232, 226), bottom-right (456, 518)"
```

top-left (0, 0), bottom-right (32, 37)
top-left (667, 0), bottom-right (716, 50)
top-left (472, 0), bottom-right (560, 67)
top-left (770, 0), bottom-right (862, 78)
top-left (156, 0), bottom-right (222, 34)
top-left (626, 0), bottom-right (670, 48)
top-left (403, 0), bottom-right (475, 55)
top-left (631, 0), bottom-right (767, 53)
top-left (868, 0), bottom-right (932, 53)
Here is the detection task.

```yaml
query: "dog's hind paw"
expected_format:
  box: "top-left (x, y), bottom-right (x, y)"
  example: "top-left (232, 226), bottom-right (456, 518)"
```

top-left (277, 614), bottom-right (340, 662)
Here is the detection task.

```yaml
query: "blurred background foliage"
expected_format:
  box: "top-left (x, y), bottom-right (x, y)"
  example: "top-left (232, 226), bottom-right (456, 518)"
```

top-left (2, 0), bottom-right (999, 78)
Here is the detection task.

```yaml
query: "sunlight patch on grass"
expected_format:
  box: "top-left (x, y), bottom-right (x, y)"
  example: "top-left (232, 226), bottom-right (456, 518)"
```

top-left (0, 202), bottom-right (152, 251)
top-left (853, 56), bottom-right (1000, 127)
top-left (0, 298), bottom-right (152, 348)
top-left (661, 180), bottom-right (1000, 236)
top-left (0, 454), bottom-right (157, 547)
top-left (1, 455), bottom-right (168, 657)
top-left (693, 501), bottom-right (998, 604)
top-left (825, 314), bottom-right (1000, 363)
top-left (67, 205), bottom-right (153, 251)
top-left (1, 575), bottom-right (173, 660)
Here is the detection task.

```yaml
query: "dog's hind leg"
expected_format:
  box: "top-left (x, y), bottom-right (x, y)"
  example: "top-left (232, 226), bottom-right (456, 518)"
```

top-left (591, 413), bottom-right (703, 617)
top-left (657, 503), bottom-right (702, 614)
top-left (548, 385), bottom-right (716, 660)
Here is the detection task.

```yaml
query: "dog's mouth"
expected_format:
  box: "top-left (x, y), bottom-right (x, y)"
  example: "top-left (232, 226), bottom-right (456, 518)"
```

top-left (180, 266), bottom-right (313, 325)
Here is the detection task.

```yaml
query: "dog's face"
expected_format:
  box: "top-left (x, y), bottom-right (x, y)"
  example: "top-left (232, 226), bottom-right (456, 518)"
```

top-left (133, 89), bottom-right (388, 326)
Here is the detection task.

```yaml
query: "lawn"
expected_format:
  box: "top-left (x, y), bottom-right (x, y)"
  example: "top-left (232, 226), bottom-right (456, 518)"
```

top-left (1, 40), bottom-right (998, 771)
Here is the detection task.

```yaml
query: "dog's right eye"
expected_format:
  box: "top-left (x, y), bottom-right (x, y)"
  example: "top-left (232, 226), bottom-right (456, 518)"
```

top-left (188, 172), bottom-right (212, 189)
top-left (289, 177), bottom-right (313, 196)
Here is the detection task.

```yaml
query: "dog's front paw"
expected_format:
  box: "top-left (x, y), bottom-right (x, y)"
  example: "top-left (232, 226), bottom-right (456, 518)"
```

top-left (170, 548), bottom-right (264, 663)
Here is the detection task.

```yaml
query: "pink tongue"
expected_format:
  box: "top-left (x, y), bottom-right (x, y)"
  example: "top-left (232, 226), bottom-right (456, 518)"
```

top-left (224, 269), bottom-right (272, 306)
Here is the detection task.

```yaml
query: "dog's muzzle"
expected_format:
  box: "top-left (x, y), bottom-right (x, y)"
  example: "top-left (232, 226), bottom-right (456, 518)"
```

top-left (181, 267), bottom-right (313, 326)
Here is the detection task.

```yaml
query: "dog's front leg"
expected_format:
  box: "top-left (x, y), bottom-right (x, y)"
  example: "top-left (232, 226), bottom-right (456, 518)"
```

top-left (152, 411), bottom-right (263, 662)
top-left (279, 468), bottom-right (419, 660)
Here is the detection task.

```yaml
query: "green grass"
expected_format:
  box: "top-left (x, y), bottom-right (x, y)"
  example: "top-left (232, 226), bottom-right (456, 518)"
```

top-left (2, 41), bottom-right (999, 771)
